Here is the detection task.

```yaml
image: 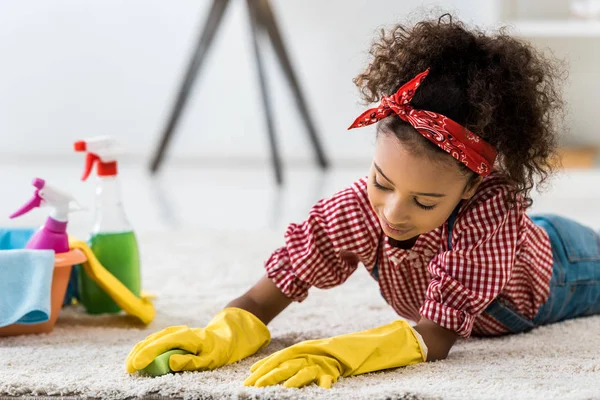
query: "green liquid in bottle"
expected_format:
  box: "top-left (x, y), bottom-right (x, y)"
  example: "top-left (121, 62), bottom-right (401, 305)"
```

top-left (78, 231), bottom-right (141, 314)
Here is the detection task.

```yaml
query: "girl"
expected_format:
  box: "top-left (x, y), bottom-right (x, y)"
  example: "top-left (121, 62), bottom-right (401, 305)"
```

top-left (125, 14), bottom-right (600, 389)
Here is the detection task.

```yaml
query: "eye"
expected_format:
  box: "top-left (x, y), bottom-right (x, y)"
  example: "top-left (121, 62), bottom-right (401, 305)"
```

top-left (413, 198), bottom-right (436, 210)
top-left (373, 176), bottom-right (392, 191)
top-left (373, 174), bottom-right (437, 210)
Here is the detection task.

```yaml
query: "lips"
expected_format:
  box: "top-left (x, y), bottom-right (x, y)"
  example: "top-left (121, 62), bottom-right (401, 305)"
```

top-left (380, 216), bottom-right (413, 235)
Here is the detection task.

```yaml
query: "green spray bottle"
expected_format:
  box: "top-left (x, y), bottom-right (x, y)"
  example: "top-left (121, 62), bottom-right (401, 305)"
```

top-left (74, 136), bottom-right (141, 314)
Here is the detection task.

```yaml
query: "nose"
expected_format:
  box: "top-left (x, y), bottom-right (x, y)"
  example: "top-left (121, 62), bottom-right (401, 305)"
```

top-left (383, 197), bottom-right (411, 226)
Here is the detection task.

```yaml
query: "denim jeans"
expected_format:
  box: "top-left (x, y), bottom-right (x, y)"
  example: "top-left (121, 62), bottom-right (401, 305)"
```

top-left (486, 214), bottom-right (600, 333)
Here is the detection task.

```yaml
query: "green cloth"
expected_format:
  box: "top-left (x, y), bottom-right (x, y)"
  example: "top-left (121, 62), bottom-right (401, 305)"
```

top-left (142, 349), bottom-right (190, 376)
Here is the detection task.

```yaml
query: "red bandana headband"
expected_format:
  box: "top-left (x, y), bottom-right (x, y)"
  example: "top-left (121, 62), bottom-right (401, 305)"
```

top-left (348, 68), bottom-right (497, 176)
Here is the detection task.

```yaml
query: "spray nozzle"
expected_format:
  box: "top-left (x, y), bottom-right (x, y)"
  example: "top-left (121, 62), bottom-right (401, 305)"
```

top-left (74, 136), bottom-right (120, 181)
top-left (10, 178), bottom-right (83, 222)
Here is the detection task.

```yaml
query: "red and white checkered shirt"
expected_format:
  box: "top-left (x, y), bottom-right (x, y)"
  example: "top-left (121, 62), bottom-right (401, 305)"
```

top-left (265, 173), bottom-right (554, 338)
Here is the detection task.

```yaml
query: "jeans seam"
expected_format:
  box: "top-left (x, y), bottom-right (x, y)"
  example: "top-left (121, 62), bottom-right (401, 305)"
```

top-left (565, 280), bottom-right (600, 285)
top-left (534, 291), bottom-right (553, 324)
top-left (554, 284), bottom-right (576, 321)
top-left (565, 256), bottom-right (600, 262)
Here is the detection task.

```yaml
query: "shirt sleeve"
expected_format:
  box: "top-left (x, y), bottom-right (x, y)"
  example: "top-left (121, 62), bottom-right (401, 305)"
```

top-left (420, 186), bottom-right (521, 338)
top-left (265, 180), bottom-right (379, 302)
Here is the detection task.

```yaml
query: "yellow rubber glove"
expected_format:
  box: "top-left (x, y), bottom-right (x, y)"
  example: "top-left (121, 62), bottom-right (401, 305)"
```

top-left (244, 320), bottom-right (427, 389)
top-left (126, 307), bottom-right (270, 374)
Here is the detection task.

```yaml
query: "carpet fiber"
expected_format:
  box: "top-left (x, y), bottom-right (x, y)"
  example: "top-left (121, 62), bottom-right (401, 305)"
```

top-left (1, 231), bottom-right (599, 400)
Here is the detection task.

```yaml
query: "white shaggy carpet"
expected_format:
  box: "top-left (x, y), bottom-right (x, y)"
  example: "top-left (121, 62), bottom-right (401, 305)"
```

top-left (1, 231), bottom-right (599, 400)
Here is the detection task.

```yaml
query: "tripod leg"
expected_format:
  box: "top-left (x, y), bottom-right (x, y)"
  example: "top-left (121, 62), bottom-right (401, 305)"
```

top-left (247, 0), bottom-right (283, 185)
top-left (257, 0), bottom-right (329, 169)
top-left (150, 0), bottom-right (231, 174)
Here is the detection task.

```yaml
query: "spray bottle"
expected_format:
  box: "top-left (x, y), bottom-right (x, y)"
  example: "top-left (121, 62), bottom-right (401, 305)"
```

top-left (10, 178), bottom-right (82, 252)
top-left (74, 136), bottom-right (141, 314)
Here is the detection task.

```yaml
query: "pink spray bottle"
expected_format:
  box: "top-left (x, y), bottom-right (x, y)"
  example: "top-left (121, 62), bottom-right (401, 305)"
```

top-left (10, 178), bottom-right (82, 252)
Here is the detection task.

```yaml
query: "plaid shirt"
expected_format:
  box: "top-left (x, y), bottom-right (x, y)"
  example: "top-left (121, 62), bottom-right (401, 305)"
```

top-left (265, 174), bottom-right (554, 338)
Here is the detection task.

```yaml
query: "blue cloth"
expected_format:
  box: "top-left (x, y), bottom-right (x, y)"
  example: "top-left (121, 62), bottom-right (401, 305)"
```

top-left (485, 214), bottom-right (600, 333)
top-left (0, 228), bottom-right (55, 327)
top-left (0, 228), bottom-right (36, 250)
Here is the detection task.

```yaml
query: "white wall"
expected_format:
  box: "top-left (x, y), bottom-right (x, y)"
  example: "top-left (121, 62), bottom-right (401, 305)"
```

top-left (2, 0), bottom-right (593, 166)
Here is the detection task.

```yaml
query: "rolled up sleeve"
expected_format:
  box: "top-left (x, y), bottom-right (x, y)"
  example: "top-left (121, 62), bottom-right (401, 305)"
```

top-left (420, 188), bottom-right (521, 338)
top-left (265, 181), bottom-right (379, 302)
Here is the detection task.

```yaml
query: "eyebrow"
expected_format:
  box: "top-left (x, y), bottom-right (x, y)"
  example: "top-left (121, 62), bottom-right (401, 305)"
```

top-left (373, 162), bottom-right (447, 198)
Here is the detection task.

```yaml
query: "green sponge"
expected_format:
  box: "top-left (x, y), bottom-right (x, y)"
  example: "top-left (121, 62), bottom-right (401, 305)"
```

top-left (142, 349), bottom-right (191, 376)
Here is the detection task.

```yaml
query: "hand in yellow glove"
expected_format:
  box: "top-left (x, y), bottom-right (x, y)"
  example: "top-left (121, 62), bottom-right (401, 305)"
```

top-left (126, 307), bottom-right (270, 374)
top-left (243, 320), bottom-right (427, 389)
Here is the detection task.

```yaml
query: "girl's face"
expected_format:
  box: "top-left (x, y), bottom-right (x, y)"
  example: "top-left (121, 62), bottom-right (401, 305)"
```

top-left (367, 132), bottom-right (482, 241)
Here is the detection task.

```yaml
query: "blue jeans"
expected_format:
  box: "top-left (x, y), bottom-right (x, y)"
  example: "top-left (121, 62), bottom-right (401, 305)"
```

top-left (486, 214), bottom-right (600, 333)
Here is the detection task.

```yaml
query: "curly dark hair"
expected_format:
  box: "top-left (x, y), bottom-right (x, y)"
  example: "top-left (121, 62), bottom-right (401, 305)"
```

top-left (353, 14), bottom-right (566, 207)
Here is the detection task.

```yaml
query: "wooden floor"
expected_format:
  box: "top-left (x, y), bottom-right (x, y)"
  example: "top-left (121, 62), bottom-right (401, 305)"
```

top-left (557, 146), bottom-right (598, 168)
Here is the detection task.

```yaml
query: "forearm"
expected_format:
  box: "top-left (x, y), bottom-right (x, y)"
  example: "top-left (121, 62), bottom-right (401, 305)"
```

top-left (226, 296), bottom-right (275, 326)
top-left (226, 275), bottom-right (293, 326)
top-left (413, 317), bottom-right (458, 361)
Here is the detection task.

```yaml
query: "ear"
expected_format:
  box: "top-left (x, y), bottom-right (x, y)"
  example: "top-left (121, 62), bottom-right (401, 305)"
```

top-left (461, 175), bottom-right (483, 200)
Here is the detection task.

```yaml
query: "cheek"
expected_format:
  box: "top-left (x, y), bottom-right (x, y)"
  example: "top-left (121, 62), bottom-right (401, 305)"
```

top-left (417, 206), bottom-right (459, 233)
top-left (419, 211), bottom-right (447, 230)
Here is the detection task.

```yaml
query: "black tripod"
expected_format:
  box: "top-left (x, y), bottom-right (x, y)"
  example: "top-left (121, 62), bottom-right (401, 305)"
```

top-left (149, 0), bottom-right (329, 184)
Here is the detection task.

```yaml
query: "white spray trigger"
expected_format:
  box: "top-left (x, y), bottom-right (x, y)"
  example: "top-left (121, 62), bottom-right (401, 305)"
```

top-left (69, 201), bottom-right (86, 213)
top-left (38, 184), bottom-right (83, 222)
